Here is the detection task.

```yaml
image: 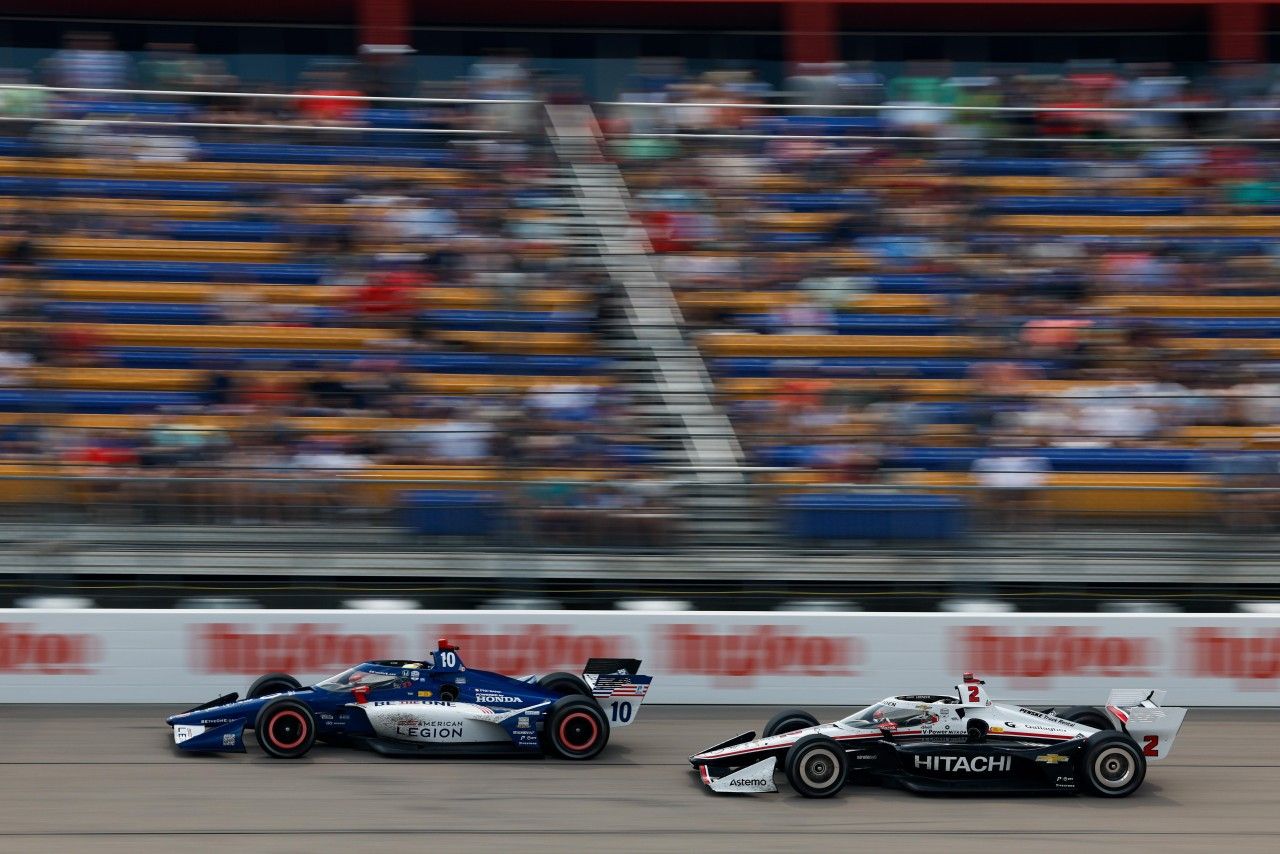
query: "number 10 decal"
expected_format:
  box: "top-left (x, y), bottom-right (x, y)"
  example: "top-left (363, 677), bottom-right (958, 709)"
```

top-left (610, 701), bottom-right (632, 723)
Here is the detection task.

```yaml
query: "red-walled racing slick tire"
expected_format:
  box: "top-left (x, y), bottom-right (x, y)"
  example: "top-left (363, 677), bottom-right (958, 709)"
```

top-left (544, 695), bottom-right (609, 760)
top-left (254, 698), bottom-right (316, 759)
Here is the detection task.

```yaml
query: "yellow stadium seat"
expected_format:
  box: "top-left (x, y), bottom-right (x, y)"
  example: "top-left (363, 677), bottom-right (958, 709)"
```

top-left (719, 377), bottom-right (976, 399)
top-left (0, 156), bottom-right (467, 186)
top-left (698, 332), bottom-right (985, 358)
top-left (29, 366), bottom-right (609, 394)
top-left (677, 291), bottom-right (941, 315)
top-left (43, 237), bottom-right (292, 263)
top-left (1173, 425), bottom-right (1280, 448)
top-left (895, 471), bottom-right (1214, 516)
top-left (0, 321), bottom-right (392, 348)
top-left (435, 330), bottom-right (594, 354)
top-left (859, 174), bottom-right (1186, 195)
top-left (992, 214), bottom-right (1280, 234)
top-left (1087, 295), bottom-right (1280, 317)
top-left (1166, 337), bottom-right (1280, 357)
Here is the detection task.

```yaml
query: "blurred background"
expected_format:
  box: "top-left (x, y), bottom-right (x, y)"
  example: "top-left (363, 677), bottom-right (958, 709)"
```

top-left (3, 0), bottom-right (1280, 613)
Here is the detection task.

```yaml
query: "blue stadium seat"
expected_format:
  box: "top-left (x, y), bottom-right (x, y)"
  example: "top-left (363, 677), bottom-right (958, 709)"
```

top-left (780, 493), bottom-right (968, 541)
top-left (399, 490), bottom-right (505, 536)
top-left (0, 389), bottom-right (203, 413)
top-left (199, 142), bottom-right (450, 166)
top-left (758, 191), bottom-right (874, 211)
top-left (102, 347), bottom-right (608, 375)
top-left (0, 177), bottom-right (249, 200)
top-left (59, 100), bottom-right (195, 118)
top-left (985, 196), bottom-right (1194, 215)
top-left (711, 357), bottom-right (1061, 379)
top-left (47, 261), bottom-right (328, 283)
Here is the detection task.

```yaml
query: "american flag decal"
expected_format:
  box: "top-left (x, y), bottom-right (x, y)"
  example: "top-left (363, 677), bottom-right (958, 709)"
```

top-left (592, 676), bottom-right (649, 698)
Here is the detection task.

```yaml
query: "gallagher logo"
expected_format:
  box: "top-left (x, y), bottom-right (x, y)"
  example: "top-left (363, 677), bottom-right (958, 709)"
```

top-left (1182, 627), bottom-right (1280, 683)
top-left (663, 624), bottom-right (860, 684)
top-left (0, 623), bottom-right (100, 674)
top-left (954, 626), bottom-right (1155, 679)
top-left (193, 623), bottom-right (397, 674)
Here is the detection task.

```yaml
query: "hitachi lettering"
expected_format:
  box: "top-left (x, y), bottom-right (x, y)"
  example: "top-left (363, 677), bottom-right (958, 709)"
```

top-left (395, 725), bottom-right (464, 739)
top-left (914, 754), bottom-right (1011, 773)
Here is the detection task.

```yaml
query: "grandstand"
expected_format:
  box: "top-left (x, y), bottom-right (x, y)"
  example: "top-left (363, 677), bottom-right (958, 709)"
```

top-left (3, 4), bottom-right (1280, 609)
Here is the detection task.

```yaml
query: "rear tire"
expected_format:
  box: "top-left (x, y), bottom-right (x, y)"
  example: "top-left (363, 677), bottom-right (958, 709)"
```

top-left (247, 673), bottom-right (302, 700)
top-left (1059, 706), bottom-right (1115, 731)
top-left (784, 734), bottom-right (848, 798)
top-left (537, 671), bottom-right (592, 698)
top-left (254, 698), bottom-right (316, 759)
top-left (544, 695), bottom-right (610, 760)
top-left (763, 709), bottom-right (819, 738)
top-left (1079, 732), bottom-right (1146, 798)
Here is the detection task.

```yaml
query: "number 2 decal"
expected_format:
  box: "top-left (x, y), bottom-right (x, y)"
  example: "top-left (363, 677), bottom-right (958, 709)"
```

top-left (1142, 734), bottom-right (1160, 757)
top-left (967, 685), bottom-right (980, 703)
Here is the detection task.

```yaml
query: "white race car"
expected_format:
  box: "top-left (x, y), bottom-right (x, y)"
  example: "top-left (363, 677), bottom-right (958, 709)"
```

top-left (691, 673), bottom-right (1186, 799)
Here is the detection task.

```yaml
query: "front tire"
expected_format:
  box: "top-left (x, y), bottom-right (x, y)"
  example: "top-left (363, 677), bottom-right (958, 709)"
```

top-left (784, 734), bottom-right (848, 798)
top-left (254, 698), bottom-right (316, 759)
top-left (763, 709), bottom-right (819, 738)
top-left (1059, 705), bottom-right (1115, 731)
top-left (247, 672), bottom-right (302, 700)
top-left (544, 695), bottom-right (610, 760)
top-left (1079, 732), bottom-right (1146, 797)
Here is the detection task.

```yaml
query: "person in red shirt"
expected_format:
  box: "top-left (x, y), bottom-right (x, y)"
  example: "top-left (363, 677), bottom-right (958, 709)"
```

top-left (350, 267), bottom-right (425, 327)
top-left (296, 71), bottom-right (365, 124)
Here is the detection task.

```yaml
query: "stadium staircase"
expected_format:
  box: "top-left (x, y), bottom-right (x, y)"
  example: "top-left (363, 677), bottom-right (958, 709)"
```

top-left (545, 104), bottom-right (758, 546)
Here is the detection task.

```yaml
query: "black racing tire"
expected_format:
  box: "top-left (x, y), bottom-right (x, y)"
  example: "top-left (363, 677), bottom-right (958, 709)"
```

top-left (254, 698), bottom-right (316, 759)
top-left (544, 695), bottom-right (610, 760)
top-left (537, 671), bottom-right (593, 698)
top-left (1059, 705), bottom-right (1116, 731)
top-left (1079, 731), bottom-right (1146, 798)
top-left (784, 734), bottom-right (848, 799)
top-left (763, 709), bottom-right (820, 738)
top-left (246, 672), bottom-right (302, 700)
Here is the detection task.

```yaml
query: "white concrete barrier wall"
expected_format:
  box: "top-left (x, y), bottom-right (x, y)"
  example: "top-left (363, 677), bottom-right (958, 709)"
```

top-left (1, 609), bottom-right (1278, 705)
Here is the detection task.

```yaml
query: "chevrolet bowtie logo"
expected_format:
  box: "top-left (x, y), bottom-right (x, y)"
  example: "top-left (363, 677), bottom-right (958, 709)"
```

top-left (1036, 754), bottom-right (1069, 764)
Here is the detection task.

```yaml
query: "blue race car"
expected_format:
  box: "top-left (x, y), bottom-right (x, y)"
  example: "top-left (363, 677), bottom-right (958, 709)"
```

top-left (166, 639), bottom-right (652, 760)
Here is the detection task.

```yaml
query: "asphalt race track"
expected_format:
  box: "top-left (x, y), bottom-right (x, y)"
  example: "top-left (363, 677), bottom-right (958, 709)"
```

top-left (1, 706), bottom-right (1278, 853)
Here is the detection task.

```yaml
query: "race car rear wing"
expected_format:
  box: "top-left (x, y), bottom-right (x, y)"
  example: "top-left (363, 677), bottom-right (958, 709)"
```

top-left (582, 659), bottom-right (652, 727)
top-left (1105, 688), bottom-right (1187, 762)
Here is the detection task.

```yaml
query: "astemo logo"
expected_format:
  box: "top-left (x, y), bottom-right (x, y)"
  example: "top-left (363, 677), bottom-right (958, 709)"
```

top-left (1182, 628), bottom-right (1280, 683)
top-left (954, 626), bottom-right (1155, 679)
top-left (0, 623), bottom-right (100, 674)
top-left (193, 623), bottom-right (397, 674)
top-left (663, 624), bottom-right (860, 683)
